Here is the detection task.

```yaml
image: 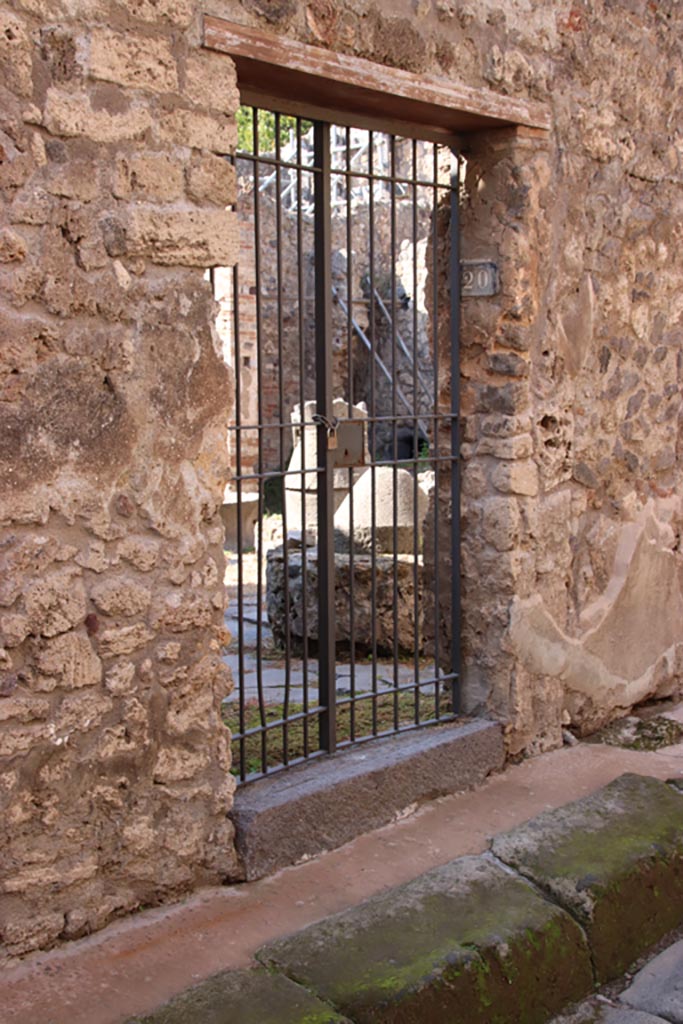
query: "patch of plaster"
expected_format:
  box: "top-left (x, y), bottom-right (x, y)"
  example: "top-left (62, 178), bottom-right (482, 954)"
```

top-left (510, 497), bottom-right (683, 729)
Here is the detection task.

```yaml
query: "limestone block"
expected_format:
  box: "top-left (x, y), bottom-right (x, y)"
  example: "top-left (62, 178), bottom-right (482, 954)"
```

top-left (127, 0), bottom-right (195, 25)
top-left (54, 689), bottom-right (113, 735)
top-left (34, 631), bottom-right (102, 690)
top-left (43, 88), bottom-right (152, 142)
top-left (334, 467), bottom-right (428, 555)
top-left (151, 593), bottom-right (215, 632)
top-left (112, 153), bottom-right (185, 202)
top-left (480, 496), bottom-right (522, 552)
top-left (116, 536), bottom-right (159, 572)
top-left (186, 151), bottom-right (236, 205)
top-left (184, 51), bottom-right (239, 112)
top-left (153, 745), bottom-right (211, 783)
top-left (97, 623), bottom-right (155, 658)
top-left (154, 108), bottom-right (236, 154)
top-left (0, 612), bottom-right (30, 647)
top-left (89, 28), bottom-right (178, 94)
top-left (0, 723), bottom-right (47, 758)
top-left (127, 207), bottom-right (239, 267)
top-left (491, 459), bottom-right (539, 497)
top-left (0, 694), bottom-right (50, 723)
top-left (0, 228), bottom-right (28, 263)
top-left (90, 578), bottom-right (152, 618)
top-left (0, 10), bottom-right (33, 98)
top-left (477, 433), bottom-right (534, 459)
top-left (104, 660), bottom-right (136, 695)
top-left (24, 568), bottom-right (87, 637)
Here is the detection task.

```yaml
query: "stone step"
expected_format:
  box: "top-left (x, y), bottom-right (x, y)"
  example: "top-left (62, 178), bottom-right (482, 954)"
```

top-left (492, 773), bottom-right (683, 982)
top-left (258, 854), bottom-right (594, 1024)
top-left (230, 718), bottom-right (505, 880)
top-left (128, 968), bottom-right (351, 1024)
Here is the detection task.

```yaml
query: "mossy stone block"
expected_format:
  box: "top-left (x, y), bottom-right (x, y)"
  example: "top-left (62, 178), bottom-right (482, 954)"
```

top-left (127, 968), bottom-right (351, 1024)
top-left (258, 855), bottom-right (593, 1024)
top-left (492, 773), bottom-right (683, 983)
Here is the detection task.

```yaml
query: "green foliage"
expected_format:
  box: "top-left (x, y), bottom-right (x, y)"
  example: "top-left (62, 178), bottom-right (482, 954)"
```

top-left (236, 105), bottom-right (312, 154)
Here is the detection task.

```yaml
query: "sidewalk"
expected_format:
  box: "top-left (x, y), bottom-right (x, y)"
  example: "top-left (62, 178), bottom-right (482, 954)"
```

top-left (3, 729), bottom-right (683, 1024)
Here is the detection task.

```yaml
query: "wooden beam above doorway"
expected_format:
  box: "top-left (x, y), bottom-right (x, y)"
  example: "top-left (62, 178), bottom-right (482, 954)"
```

top-left (202, 16), bottom-right (551, 143)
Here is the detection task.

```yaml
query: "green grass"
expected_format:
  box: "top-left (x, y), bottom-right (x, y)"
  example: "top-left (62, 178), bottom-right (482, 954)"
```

top-left (224, 690), bottom-right (454, 778)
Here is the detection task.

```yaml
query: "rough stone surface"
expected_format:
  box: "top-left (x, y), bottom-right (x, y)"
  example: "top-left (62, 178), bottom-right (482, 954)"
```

top-left (492, 774), bottom-right (683, 982)
top-left (553, 1001), bottom-right (669, 1024)
top-left (266, 547), bottom-right (423, 655)
top-left (258, 854), bottom-right (593, 1024)
top-left (129, 968), bottom-right (352, 1023)
top-left (0, 0), bottom-right (240, 963)
top-left (621, 939), bottom-right (683, 1022)
top-left (3, 0), bottom-right (683, 961)
top-left (231, 720), bottom-right (504, 880)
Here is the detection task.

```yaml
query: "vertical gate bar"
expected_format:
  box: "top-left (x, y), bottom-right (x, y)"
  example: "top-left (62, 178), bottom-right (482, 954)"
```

top-left (390, 134), bottom-right (399, 733)
top-left (368, 130), bottom-right (379, 736)
top-left (252, 107), bottom-right (268, 774)
top-left (449, 149), bottom-right (462, 713)
top-left (411, 139), bottom-right (421, 726)
top-left (431, 142), bottom-right (441, 721)
top-left (274, 113), bottom-right (293, 765)
top-left (345, 126), bottom-right (356, 742)
top-left (296, 117), bottom-right (310, 758)
top-left (232, 258), bottom-right (247, 781)
top-left (314, 119), bottom-right (336, 754)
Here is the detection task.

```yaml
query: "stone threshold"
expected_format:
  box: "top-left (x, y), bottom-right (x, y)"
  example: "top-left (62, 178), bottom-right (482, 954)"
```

top-left (229, 718), bottom-right (505, 881)
top-left (133, 773), bottom-right (683, 1024)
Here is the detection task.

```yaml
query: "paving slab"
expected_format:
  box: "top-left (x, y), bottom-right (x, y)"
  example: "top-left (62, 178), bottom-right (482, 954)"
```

top-left (127, 968), bottom-right (351, 1024)
top-left (552, 998), bottom-right (668, 1023)
top-left (258, 854), bottom-right (593, 1024)
top-left (492, 773), bottom-right (683, 982)
top-left (621, 938), bottom-right (683, 1022)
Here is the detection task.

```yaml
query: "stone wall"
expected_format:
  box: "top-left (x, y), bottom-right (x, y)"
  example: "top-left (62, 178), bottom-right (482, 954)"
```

top-left (0, 0), bottom-right (241, 960)
top-left (2, 0), bottom-right (683, 960)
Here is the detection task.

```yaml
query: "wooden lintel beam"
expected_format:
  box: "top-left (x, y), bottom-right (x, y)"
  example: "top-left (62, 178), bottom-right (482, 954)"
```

top-left (202, 16), bottom-right (551, 137)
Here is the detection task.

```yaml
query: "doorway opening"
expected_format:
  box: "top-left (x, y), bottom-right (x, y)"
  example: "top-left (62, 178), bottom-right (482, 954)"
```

top-left (214, 105), bottom-right (461, 782)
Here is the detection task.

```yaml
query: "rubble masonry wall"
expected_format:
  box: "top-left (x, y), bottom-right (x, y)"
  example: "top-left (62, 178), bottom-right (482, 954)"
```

top-left (1, 0), bottom-right (682, 958)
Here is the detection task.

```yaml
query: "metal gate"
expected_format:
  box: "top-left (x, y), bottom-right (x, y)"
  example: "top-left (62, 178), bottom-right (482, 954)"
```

top-left (217, 105), bottom-right (461, 782)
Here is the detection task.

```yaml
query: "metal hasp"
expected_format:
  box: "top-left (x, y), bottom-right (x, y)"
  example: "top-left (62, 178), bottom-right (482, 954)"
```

top-left (221, 107), bottom-right (462, 783)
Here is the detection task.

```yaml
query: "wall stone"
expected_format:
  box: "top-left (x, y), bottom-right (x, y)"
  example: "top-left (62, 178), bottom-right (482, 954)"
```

top-left (0, 0), bottom-right (240, 964)
top-left (2, 0), bottom-right (683, 962)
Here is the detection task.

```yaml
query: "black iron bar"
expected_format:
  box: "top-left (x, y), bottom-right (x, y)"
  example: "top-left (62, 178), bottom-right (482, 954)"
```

top-left (252, 107), bottom-right (268, 775)
top-left (345, 126), bottom-right (357, 743)
top-left (237, 150), bottom-right (453, 193)
top-left (227, 410), bottom-right (457, 432)
top-left (274, 113), bottom-right (293, 767)
top-left (431, 143), bottom-right (441, 722)
top-left (296, 117), bottom-right (311, 760)
top-left (411, 139), bottom-right (421, 728)
top-left (314, 119), bottom-right (337, 754)
top-left (390, 134), bottom-right (400, 734)
top-left (449, 149), bottom-right (462, 714)
top-left (368, 129), bottom-right (379, 736)
top-left (231, 260), bottom-right (247, 781)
